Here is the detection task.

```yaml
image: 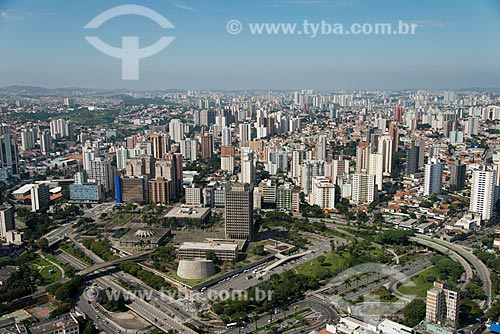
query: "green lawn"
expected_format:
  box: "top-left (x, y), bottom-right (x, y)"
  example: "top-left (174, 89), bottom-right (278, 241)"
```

top-left (40, 265), bottom-right (63, 280)
top-left (397, 266), bottom-right (438, 297)
top-left (295, 251), bottom-right (348, 280)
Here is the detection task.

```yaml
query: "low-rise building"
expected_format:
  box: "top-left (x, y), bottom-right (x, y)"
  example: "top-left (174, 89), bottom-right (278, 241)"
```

top-left (178, 241), bottom-right (238, 261)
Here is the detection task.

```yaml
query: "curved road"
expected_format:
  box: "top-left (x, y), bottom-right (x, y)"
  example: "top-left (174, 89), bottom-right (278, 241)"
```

top-left (411, 234), bottom-right (492, 306)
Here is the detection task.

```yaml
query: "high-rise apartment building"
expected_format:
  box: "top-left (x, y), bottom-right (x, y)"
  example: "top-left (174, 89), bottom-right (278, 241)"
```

top-left (470, 169), bottom-right (499, 221)
top-left (424, 159), bottom-right (443, 196)
top-left (31, 183), bottom-right (50, 212)
top-left (448, 162), bottom-right (466, 192)
top-left (311, 177), bottom-right (336, 210)
top-left (352, 173), bottom-right (376, 204)
top-left (240, 149), bottom-right (255, 185)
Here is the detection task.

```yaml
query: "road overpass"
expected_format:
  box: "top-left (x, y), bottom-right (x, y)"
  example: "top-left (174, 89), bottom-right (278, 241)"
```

top-left (77, 251), bottom-right (152, 276)
top-left (411, 234), bottom-right (492, 306)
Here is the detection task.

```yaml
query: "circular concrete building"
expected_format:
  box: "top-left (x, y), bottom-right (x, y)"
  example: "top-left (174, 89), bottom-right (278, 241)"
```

top-left (177, 259), bottom-right (216, 280)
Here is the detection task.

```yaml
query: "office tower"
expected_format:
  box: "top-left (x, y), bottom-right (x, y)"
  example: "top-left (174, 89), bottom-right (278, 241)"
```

top-left (465, 117), bottom-right (479, 136)
top-left (40, 130), bottom-right (51, 154)
top-left (225, 183), bottom-right (254, 240)
top-left (368, 152), bottom-right (384, 191)
top-left (180, 139), bottom-right (198, 161)
top-left (200, 133), bottom-right (214, 159)
top-left (31, 183), bottom-right (50, 212)
top-left (448, 162), bottom-right (466, 192)
top-left (222, 127), bottom-right (232, 146)
top-left (49, 119), bottom-right (73, 139)
top-left (173, 152), bottom-right (183, 194)
top-left (425, 282), bottom-right (459, 324)
top-left (316, 135), bottom-right (327, 161)
top-left (352, 173), bottom-right (376, 204)
top-left (378, 135), bottom-right (393, 175)
top-left (21, 128), bottom-right (35, 151)
top-left (185, 186), bottom-right (202, 206)
top-left (169, 119), bottom-right (184, 143)
top-left (155, 159), bottom-right (176, 195)
top-left (424, 159), bottom-right (443, 196)
top-left (301, 160), bottom-right (325, 194)
top-left (0, 206), bottom-right (15, 240)
top-left (311, 177), bottom-right (336, 210)
top-left (116, 146), bottom-right (128, 170)
top-left (88, 158), bottom-right (114, 194)
top-left (470, 169), bottom-right (499, 221)
top-left (240, 149), bottom-right (255, 184)
top-left (119, 177), bottom-right (148, 204)
top-left (356, 142), bottom-right (370, 173)
top-left (221, 156), bottom-right (235, 173)
top-left (394, 105), bottom-right (403, 123)
top-left (332, 159), bottom-right (350, 185)
top-left (150, 133), bottom-right (166, 159)
top-left (238, 123), bottom-right (252, 147)
top-left (149, 178), bottom-right (173, 204)
top-left (388, 122), bottom-right (399, 152)
top-left (0, 131), bottom-right (19, 175)
top-left (291, 150), bottom-right (304, 179)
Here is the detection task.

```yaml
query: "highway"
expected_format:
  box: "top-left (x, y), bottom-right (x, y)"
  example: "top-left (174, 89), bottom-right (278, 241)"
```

top-left (411, 234), bottom-right (492, 305)
top-left (224, 296), bottom-right (338, 334)
top-left (54, 245), bottom-right (198, 333)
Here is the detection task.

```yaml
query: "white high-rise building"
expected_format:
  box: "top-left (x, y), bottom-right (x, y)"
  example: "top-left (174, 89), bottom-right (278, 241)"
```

top-left (221, 127), bottom-right (232, 146)
top-left (470, 169), bottom-right (499, 222)
top-left (311, 177), bottom-right (336, 210)
top-left (378, 135), bottom-right (393, 175)
top-left (238, 123), bottom-right (252, 147)
top-left (291, 150), bottom-right (304, 179)
top-left (88, 158), bottom-right (114, 194)
top-left (301, 160), bottom-right (325, 194)
top-left (31, 183), bottom-right (50, 212)
top-left (316, 135), bottom-right (327, 161)
top-left (50, 119), bottom-right (73, 139)
top-left (368, 152), bottom-right (384, 191)
top-left (424, 159), bottom-right (443, 196)
top-left (465, 117), bottom-right (479, 136)
top-left (221, 156), bottom-right (235, 173)
top-left (0, 206), bottom-right (15, 240)
top-left (352, 173), bottom-right (376, 204)
top-left (180, 139), bottom-right (198, 161)
top-left (240, 149), bottom-right (255, 184)
top-left (169, 119), bottom-right (184, 143)
top-left (116, 146), bottom-right (128, 170)
top-left (40, 130), bottom-right (51, 154)
top-left (82, 147), bottom-right (96, 171)
top-left (21, 128), bottom-right (35, 151)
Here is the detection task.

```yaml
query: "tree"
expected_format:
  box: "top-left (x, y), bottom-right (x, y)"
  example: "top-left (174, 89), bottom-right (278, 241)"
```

top-left (37, 238), bottom-right (49, 250)
top-left (317, 255), bottom-right (326, 266)
top-left (402, 299), bottom-right (426, 327)
top-left (206, 251), bottom-right (220, 265)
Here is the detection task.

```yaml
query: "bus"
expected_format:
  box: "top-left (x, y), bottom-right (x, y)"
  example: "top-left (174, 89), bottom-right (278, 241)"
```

top-left (226, 322), bottom-right (237, 329)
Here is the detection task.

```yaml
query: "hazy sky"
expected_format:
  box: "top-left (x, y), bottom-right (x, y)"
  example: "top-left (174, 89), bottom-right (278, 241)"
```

top-left (1, 0), bottom-right (500, 90)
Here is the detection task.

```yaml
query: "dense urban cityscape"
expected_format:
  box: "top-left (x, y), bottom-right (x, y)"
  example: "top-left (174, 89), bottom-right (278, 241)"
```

top-left (0, 86), bottom-right (499, 334)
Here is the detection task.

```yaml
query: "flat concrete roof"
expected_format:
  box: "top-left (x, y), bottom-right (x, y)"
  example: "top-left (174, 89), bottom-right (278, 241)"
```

top-left (164, 207), bottom-right (210, 219)
top-left (179, 241), bottom-right (238, 252)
